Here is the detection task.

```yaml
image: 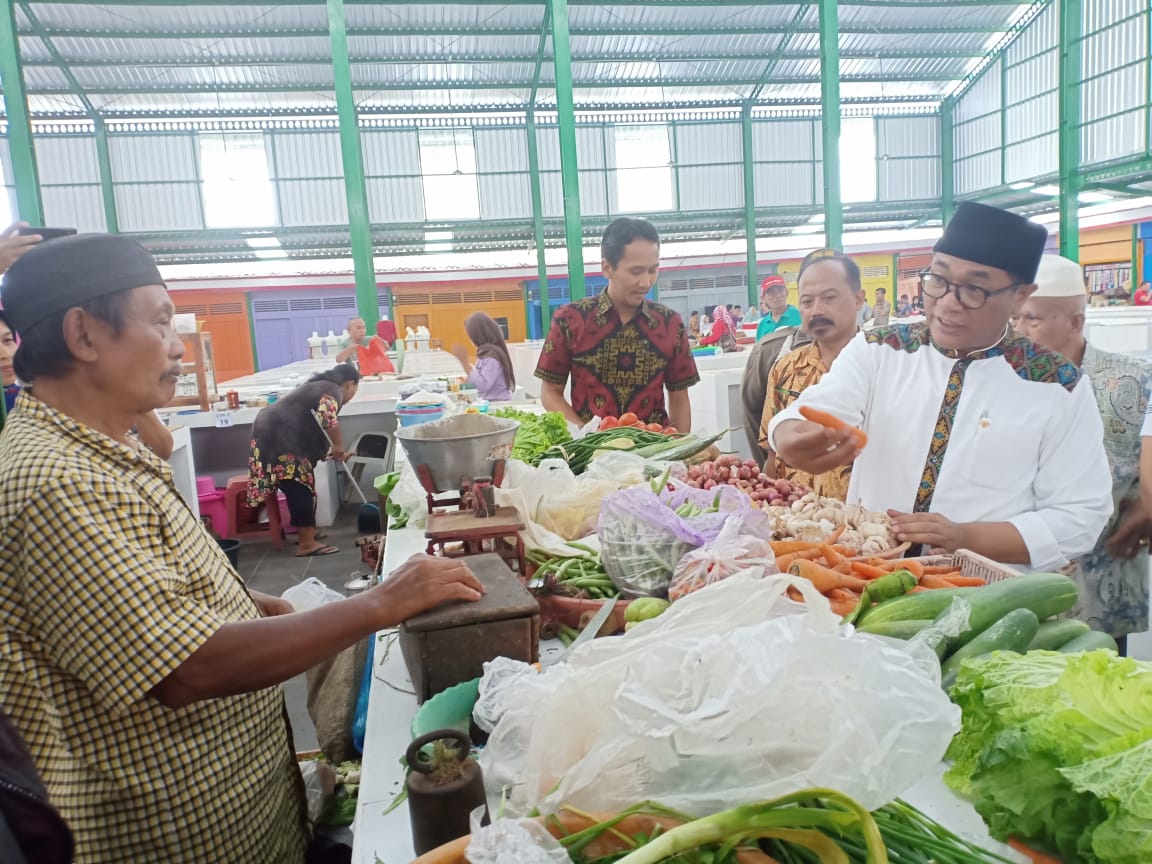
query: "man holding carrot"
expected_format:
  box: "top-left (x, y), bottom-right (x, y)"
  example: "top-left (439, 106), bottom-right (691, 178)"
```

top-left (766, 202), bottom-right (1113, 571)
top-left (759, 252), bottom-right (864, 500)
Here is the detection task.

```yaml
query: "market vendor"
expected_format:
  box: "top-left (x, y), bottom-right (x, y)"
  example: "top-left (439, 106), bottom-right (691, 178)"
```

top-left (336, 315), bottom-right (382, 361)
top-left (1016, 254), bottom-right (1152, 652)
top-left (535, 218), bottom-right (699, 431)
top-left (767, 203), bottom-right (1113, 570)
top-left (760, 253), bottom-right (863, 500)
top-left (0, 234), bottom-right (485, 863)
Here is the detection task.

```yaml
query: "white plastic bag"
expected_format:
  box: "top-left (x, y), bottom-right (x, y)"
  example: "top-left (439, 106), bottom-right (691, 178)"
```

top-left (667, 514), bottom-right (778, 601)
top-left (281, 577), bottom-right (344, 612)
top-left (466, 812), bottom-right (572, 864)
top-left (479, 573), bottom-right (960, 818)
top-left (388, 461), bottom-right (430, 529)
top-left (495, 452), bottom-right (648, 557)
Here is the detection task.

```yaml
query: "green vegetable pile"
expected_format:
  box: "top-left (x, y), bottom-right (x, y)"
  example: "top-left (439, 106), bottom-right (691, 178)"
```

top-left (945, 650), bottom-right (1152, 864)
top-left (529, 543), bottom-right (620, 600)
top-left (535, 427), bottom-right (727, 474)
top-left (318, 760), bottom-right (362, 828)
top-left (490, 408), bottom-right (573, 464)
top-left (547, 791), bottom-right (1015, 864)
top-left (854, 572), bottom-right (1109, 689)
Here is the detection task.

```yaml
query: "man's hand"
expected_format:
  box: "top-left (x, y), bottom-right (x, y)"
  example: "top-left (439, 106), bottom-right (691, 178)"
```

top-left (250, 590), bottom-right (294, 617)
top-left (773, 419), bottom-right (861, 475)
top-left (373, 553), bottom-right (483, 626)
top-left (0, 223), bottom-right (40, 274)
top-left (887, 510), bottom-right (970, 553)
top-left (1105, 497), bottom-right (1152, 560)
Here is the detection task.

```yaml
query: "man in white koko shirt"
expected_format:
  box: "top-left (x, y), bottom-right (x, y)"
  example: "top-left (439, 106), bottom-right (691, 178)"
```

top-left (768, 202), bottom-right (1112, 571)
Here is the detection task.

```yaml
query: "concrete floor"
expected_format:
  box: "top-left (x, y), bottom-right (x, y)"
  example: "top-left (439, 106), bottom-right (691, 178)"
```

top-left (235, 505), bottom-right (379, 753)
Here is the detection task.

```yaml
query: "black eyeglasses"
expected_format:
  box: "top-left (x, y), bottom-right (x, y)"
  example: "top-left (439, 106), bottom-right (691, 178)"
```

top-left (918, 270), bottom-right (1023, 310)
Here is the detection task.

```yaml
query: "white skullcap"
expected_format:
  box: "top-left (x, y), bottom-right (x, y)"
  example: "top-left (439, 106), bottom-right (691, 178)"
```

top-left (1032, 255), bottom-right (1086, 298)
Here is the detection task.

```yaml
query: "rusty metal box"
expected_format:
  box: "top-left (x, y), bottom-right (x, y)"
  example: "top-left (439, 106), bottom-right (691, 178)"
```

top-left (398, 553), bottom-right (540, 704)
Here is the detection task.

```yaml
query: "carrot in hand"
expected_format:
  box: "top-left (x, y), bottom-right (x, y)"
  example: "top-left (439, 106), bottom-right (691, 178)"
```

top-left (790, 559), bottom-right (869, 593)
top-left (798, 406), bottom-right (868, 450)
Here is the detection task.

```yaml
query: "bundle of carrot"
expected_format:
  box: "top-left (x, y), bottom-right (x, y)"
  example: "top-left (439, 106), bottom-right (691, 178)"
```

top-left (772, 529), bottom-right (986, 618)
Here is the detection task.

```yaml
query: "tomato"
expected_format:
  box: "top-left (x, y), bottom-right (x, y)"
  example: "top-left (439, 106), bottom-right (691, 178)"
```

top-left (645, 422), bottom-right (664, 432)
top-left (664, 426), bottom-right (679, 434)
top-left (633, 422), bottom-right (646, 428)
top-left (618, 412), bottom-right (639, 426)
top-left (600, 416), bottom-right (618, 429)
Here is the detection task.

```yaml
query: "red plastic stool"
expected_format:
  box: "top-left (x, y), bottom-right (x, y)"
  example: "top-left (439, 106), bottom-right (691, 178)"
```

top-left (225, 475), bottom-right (285, 551)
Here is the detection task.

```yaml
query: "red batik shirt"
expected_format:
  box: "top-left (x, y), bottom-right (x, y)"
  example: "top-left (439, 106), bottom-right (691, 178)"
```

top-left (535, 292), bottom-right (700, 424)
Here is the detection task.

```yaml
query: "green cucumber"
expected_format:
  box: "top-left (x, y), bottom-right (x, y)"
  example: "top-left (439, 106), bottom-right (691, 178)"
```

top-left (941, 607), bottom-right (1040, 690)
top-left (856, 619), bottom-right (936, 640)
top-left (1057, 630), bottom-right (1119, 654)
top-left (856, 573), bottom-right (1078, 646)
top-left (1026, 619), bottom-right (1091, 651)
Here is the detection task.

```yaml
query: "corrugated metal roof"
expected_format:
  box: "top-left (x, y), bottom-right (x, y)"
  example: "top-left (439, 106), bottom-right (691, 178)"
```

top-left (10, 0), bottom-right (1043, 116)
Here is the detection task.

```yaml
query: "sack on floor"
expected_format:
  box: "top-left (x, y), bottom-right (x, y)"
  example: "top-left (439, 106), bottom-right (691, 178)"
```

top-left (306, 636), bottom-right (371, 764)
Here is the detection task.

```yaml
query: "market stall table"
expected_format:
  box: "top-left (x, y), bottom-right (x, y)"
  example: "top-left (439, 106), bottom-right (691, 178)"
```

top-left (350, 526), bottom-right (1023, 864)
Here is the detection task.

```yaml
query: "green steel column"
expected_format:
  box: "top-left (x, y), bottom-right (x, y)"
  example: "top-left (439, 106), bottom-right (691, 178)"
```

top-left (326, 0), bottom-right (378, 328)
top-left (0, 0), bottom-right (42, 225)
top-left (940, 100), bottom-right (955, 224)
top-left (93, 117), bottom-right (119, 233)
top-left (549, 0), bottom-right (585, 299)
top-left (1058, 0), bottom-right (1083, 260)
top-left (526, 111), bottom-right (551, 333)
top-left (817, 0), bottom-right (842, 250)
top-left (245, 291), bottom-right (260, 372)
top-left (741, 104), bottom-right (758, 307)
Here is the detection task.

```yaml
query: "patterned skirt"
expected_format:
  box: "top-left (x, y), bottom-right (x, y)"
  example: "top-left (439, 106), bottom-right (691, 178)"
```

top-left (246, 440), bottom-right (317, 509)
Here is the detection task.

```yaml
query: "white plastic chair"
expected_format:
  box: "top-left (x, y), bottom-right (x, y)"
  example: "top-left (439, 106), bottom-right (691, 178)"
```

top-left (344, 431), bottom-right (394, 502)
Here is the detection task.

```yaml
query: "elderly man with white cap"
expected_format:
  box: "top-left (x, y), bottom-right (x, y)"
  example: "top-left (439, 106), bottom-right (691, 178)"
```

top-left (1016, 255), bottom-right (1152, 653)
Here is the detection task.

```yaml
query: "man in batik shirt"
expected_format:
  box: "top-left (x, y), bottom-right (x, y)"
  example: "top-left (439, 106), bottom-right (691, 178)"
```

top-left (535, 218), bottom-right (699, 431)
top-left (760, 253), bottom-right (864, 500)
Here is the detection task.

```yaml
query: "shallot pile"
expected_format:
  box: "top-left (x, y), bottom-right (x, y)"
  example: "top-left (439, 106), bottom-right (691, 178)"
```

top-left (683, 456), bottom-right (810, 505)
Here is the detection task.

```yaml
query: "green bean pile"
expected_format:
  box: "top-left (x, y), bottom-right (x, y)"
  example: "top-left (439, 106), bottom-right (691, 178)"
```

top-left (529, 544), bottom-right (621, 600)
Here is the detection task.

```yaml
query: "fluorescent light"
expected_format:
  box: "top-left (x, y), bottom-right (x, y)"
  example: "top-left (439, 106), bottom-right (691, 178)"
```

top-left (254, 249), bottom-right (287, 259)
top-left (1009, 181), bottom-right (1034, 191)
top-left (1030, 185), bottom-right (1061, 196)
top-left (808, 214), bottom-right (826, 224)
top-left (245, 237), bottom-right (281, 249)
top-left (792, 224), bottom-right (825, 235)
top-left (1077, 191), bottom-right (1112, 204)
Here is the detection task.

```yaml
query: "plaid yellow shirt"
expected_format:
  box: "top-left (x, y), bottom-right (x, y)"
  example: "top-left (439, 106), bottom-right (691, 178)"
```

top-left (0, 392), bottom-right (308, 863)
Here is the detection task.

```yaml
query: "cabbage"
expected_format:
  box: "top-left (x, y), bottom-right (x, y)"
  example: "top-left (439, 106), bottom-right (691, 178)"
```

top-left (945, 650), bottom-right (1152, 863)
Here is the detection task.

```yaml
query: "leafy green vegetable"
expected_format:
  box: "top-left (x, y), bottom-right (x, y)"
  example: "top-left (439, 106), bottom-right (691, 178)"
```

top-left (945, 649), bottom-right (1152, 864)
top-left (490, 408), bottom-right (573, 464)
top-left (373, 472), bottom-right (408, 528)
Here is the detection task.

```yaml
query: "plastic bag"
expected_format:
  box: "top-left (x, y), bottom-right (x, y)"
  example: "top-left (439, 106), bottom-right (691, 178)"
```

top-left (466, 812), bottom-right (572, 864)
top-left (281, 577), bottom-right (344, 612)
top-left (597, 483), bottom-right (772, 598)
top-left (479, 572), bottom-right (960, 818)
top-left (298, 759), bottom-right (336, 825)
top-left (387, 462), bottom-right (430, 529)
top-left (668, 514), bottom-right (778, 601)
top-left (495, 452), bottom-right (648, 558)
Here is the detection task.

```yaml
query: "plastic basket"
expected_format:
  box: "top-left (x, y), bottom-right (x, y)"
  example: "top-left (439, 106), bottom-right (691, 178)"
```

top-left (909, 549), bottom-right (1020, 584)
top-left (397, 406), bottom-right (445, 427)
